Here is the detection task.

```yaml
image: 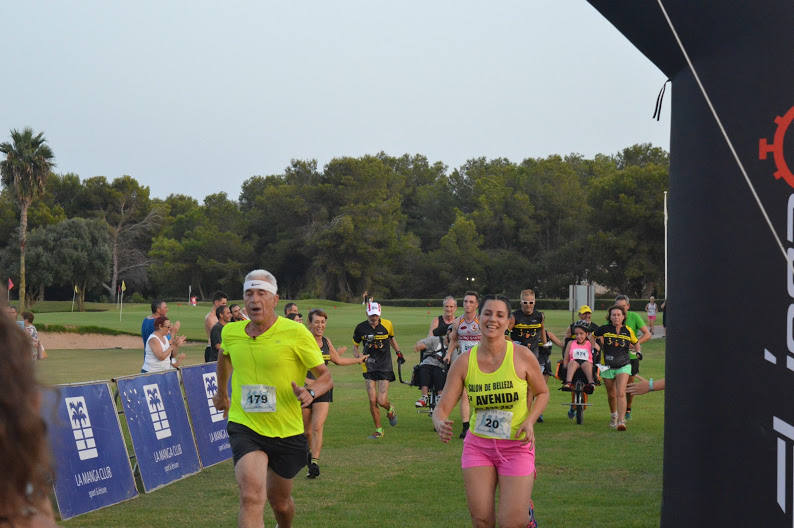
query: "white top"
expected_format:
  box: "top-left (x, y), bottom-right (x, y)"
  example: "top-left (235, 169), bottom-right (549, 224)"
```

top-left (646, 302), bottom-right (657, 317)
top-left (142, 334), bottom-right (172, 372)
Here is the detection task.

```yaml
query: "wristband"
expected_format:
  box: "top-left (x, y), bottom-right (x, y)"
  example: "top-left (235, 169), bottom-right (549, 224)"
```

top-left (649, 378), bottom-right (654, 391)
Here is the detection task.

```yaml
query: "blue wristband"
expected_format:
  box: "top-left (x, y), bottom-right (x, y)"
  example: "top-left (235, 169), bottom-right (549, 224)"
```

top-left (649, 378), bottom-right (654, 391)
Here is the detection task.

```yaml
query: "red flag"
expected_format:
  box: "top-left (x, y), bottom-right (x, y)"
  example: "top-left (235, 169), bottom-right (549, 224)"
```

top-left (7, 278), bottom-right (13, 290)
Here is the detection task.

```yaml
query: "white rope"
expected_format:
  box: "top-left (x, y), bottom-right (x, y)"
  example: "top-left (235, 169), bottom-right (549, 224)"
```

top-left (656, 0), bottom-right (788, 263)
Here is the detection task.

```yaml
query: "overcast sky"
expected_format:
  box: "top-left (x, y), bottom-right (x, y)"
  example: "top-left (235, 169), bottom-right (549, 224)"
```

top-left (0, 1), bottom-right (670, 201)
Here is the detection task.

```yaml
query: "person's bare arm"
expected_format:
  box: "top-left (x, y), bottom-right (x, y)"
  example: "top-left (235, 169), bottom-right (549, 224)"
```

top-left (328, 337), bottom-right (367, 366)
top-left (428, 317), bottom-right (439, 337)
top-left (298, 364), bottom-right (333, 405)
top-left (432, 353), bottom-right (468, 443)
top-left (212, 354), bottom-right (232, 418)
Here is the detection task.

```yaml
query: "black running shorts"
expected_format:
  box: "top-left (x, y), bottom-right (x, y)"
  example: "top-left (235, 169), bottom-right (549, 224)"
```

top-left (311, 387), bottom-right (333, 404)
top-left (363, 370), bottom-right (396, 382)
top-left (630, 358), bottom-right (640, 376)
top-left (227, 421), bottom-right (308, 479)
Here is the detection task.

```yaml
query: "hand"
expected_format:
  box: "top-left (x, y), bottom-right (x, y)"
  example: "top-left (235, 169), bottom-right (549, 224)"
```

top-left (396, 352), bottom-right (405, 364)
top-left (626, 375), bottom-right (651, 396)
top-left (359, 354), bottom-right (369, 363)
top-left (443, 353), bottom-right (451, 365)
top-left (212, 392), bottom-right (230, 418)
top-left (292, 382), bottom-right (314, 408)
top-left (433, 416), bottom-right (455, 443)
top-left (337, 345), bottom-right (348, 355)
top-left (515, 420), bottom-right (535, 447)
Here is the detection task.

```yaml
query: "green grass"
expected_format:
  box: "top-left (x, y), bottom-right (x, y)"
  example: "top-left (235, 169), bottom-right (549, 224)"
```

top-left (35, 302), bottom-right (664, 527)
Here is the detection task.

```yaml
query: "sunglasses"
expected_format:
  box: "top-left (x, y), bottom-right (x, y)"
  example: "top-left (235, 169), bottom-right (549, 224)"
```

top-left (521, 301), bottom-right (535, 305)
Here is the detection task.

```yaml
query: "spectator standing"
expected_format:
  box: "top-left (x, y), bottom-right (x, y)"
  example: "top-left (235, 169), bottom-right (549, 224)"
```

top-left (20, 311), bottom-right (44, 360)
top-left (207, 305), bottom-right (231, 362)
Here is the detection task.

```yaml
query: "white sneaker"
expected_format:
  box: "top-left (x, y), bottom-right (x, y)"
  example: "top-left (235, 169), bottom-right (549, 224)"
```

top-left (609, 414), bottom-right (618, 429)
top-left (415, 396), bottom-right (428, 408)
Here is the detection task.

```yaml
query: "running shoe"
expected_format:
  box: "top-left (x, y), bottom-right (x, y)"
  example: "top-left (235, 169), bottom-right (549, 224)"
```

top-left (387, 407), bottom-right (398, 426)
top-left (609, 415), bottom-right (618, 429)
top-left (560, 383), bottom-right (573, 392)
top-left (368, 431), bottom-right (384, 439)
top-left (625, 410), bottom-right (632, 420)
top-left (617, 421), bottom-right (627, 432)
top-left (306, 462), bottom-right (320, 479)
top-left (415, 396), bottom-right (428, 408)
top-left (567, 407), bottom-right (575, 420)
top-left (528, 499), bottom-right (538, 528)
top-left (537, 414), bottom-right (544, 423)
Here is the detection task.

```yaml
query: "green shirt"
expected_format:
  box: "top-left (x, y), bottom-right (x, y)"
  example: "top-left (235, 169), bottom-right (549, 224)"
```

top-left (222, 317), bottom-right (323, 438)
top-left (625, 311), bottom-right (647, 359)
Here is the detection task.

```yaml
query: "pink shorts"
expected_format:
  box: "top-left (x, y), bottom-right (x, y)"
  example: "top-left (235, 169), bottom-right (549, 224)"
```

top-left (648, 315), bottom-right (656, 321)
top-left (461, 431), bottom-right (536, 477)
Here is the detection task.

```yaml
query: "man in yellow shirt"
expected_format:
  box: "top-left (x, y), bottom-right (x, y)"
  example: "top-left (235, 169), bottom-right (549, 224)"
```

top-left (213, 269), bottom-right (332, 528)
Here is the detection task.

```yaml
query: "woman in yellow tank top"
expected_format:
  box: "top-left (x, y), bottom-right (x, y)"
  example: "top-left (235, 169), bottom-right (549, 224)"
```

top-left (433, 295), bottom-right (549, 528)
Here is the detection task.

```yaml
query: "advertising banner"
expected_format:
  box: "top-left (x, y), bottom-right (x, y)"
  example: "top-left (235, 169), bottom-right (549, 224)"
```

top-left (180, 363), bottom-right (232, 467)
top-left (116, 370), bottom-right (201, 492)
top-left (41, 382), bottom-right (138, 520)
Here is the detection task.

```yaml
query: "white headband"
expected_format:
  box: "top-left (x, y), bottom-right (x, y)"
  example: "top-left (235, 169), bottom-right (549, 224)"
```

top-left (243, 279), bottom-right (277, 295)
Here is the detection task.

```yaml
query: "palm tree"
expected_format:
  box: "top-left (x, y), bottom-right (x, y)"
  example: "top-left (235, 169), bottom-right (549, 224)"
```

top-left (0, 128), bottom-right (55, 312)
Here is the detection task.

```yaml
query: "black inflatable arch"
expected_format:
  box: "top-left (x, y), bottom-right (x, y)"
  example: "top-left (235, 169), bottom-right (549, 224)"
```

top-left (587, 1), bottom-right (794, 525)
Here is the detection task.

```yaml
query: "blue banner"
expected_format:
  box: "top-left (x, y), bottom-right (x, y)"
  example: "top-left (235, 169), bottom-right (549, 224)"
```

top-left (180, 363), bottom-right (232, 467)
top-left (116, 370), bottom-right (201, 492)
top-left (41, 382), bottom-right (138, 520)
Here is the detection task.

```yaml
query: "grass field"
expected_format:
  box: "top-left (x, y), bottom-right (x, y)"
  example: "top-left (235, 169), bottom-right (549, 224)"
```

top-left (34, 301), bottom-right (665, 527)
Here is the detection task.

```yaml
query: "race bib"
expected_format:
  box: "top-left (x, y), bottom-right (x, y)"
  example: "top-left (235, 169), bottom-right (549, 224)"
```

top-left (473, 409), bottom-right (513, 439)
top-left (572, 347), bottom-right (590, 361)
top-left (241, 384), bottom-right (276, 413)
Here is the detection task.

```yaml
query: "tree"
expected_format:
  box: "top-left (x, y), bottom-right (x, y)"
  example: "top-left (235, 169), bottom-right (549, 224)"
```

top-left (0, 128), bottom-right (55, 311)
top-left (18, 218), bottom-right (111, 310)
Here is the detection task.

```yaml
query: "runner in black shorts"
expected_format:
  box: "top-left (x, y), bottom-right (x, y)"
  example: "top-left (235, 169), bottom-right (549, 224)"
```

top-left (213, 269), bottom-right (332, 528)
top-left (353, 302), bottom-right (403, 439)
top-left (303, 308), bottom-right (367, 478)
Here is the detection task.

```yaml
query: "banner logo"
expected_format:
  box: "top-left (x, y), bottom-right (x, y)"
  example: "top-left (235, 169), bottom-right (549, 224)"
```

top-left (759, 106), bottom-right (794, 188)
top-left (142, 383), bottom-right (171, 440)
top-left (65, 396), bottom-right (98, 460)
top-left (202, 373), bottom-right (225, 423)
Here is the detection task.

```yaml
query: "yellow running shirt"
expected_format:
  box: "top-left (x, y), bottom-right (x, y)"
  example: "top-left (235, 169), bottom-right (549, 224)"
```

top-left (465, 341), bottom-right (529, 440)
top-left (221, 317), bottom-right (323, 438)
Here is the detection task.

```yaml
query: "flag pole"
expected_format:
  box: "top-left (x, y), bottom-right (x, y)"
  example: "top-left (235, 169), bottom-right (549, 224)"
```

top-left (664, 191), bottom-right (670, 299)
top-left (71, 286), bottom-right (76, 312)
top-left (119, 291), bottom-right (123, 321)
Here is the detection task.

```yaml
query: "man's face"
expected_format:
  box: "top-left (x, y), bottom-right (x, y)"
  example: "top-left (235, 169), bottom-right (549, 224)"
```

top-left (580, 311), bottom-right (591, 321)
top-left (462, 295), bottom-right (478, 315)
top-left (215, 298), bottom-right (228, 309)
top-left (616, 299), bottom-right (629, 312)
top-left (286, 304), bottom-right (299, 316)
top-left (521, 295), bottom-right (536, 314)
top-left (158, 302), bottom-right (168, 316)
top-left (230, 305), bottom-right (242, 320)
top-left (220, 306), bottom-right (232, 323)
top-left (367, 314), bottom-right (380, 327)
top-left (443, 300), bottom-right (457, 317)
top-left (244, 289), bottom-right (278, 323)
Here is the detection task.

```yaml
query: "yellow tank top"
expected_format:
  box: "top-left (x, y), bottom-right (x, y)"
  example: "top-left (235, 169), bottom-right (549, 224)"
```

top-left (465, 341), bottom-right (529, 440)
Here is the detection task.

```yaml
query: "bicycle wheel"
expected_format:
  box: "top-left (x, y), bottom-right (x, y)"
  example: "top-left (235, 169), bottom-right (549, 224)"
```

top-left (575, 390), bottom-right (584, 425)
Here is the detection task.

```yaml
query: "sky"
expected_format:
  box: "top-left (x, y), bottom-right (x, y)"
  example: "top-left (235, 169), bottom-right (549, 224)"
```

top-left (0, 1), bottom-right (670, 201)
